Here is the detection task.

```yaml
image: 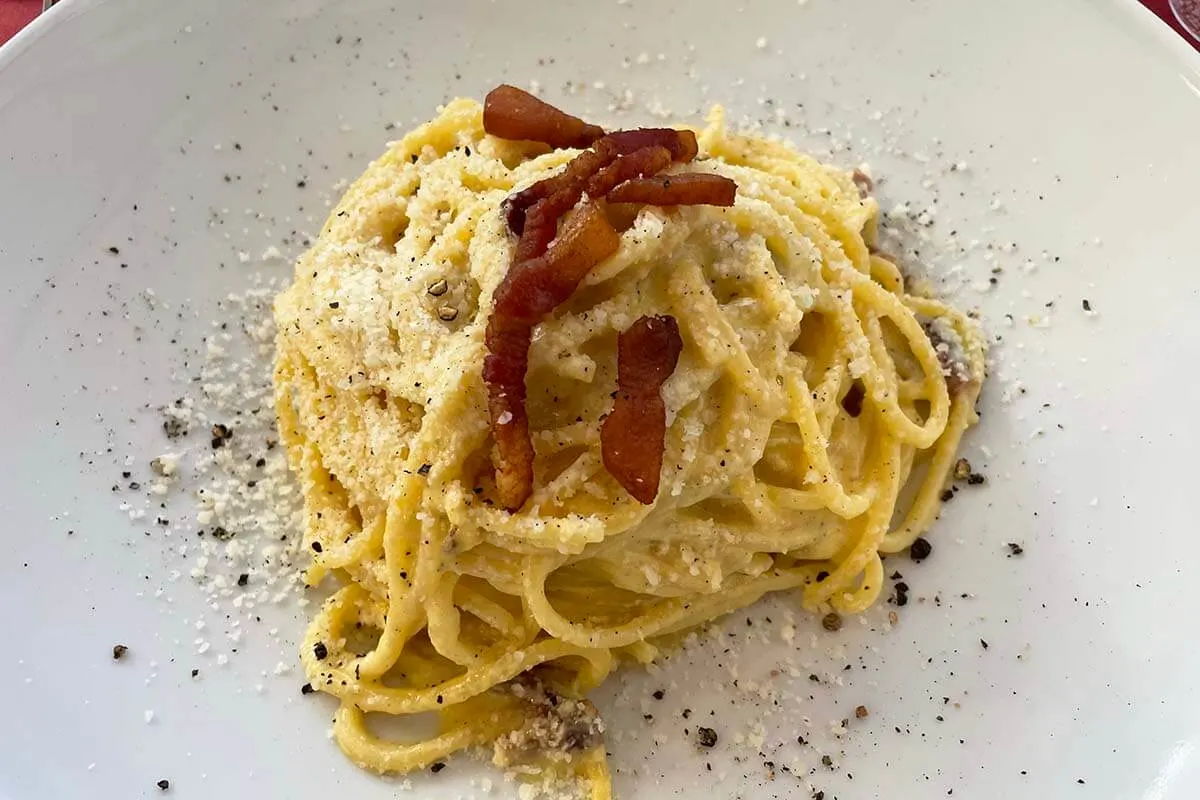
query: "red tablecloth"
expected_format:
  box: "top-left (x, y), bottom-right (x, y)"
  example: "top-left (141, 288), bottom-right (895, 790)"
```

top-left (1, 0), bottom-right (41, 45)
top-left (1, 1), bottom-right (1197, 51)
top-left (1142, 0), bottom-right (1198, 41)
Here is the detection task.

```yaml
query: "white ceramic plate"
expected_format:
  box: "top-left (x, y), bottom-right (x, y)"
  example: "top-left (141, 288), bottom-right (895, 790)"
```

top-left (4, 1), bottom-right (1200, 798)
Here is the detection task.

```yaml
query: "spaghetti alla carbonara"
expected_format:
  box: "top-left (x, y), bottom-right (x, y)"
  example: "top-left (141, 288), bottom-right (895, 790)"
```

top-left (272, 93), bottom-right (985, 798)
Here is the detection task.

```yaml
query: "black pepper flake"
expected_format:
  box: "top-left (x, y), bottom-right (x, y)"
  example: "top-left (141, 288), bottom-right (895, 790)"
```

top-left (815, 570), bottom-right (829, 582)
top-left (313, 642), bottom-right (328, 660)
top-left (329, 301), bottom-right (339, 309)
top-left (841, 382), bottom-right (865, 417)
top-left (696, 727), bottom-right (718, 748)
top-left (211, 526), bottom-right (233, 541)
top-left (1006, 542), bottom-right (1024, 557)
top-left (112, 644), bottom-right (129, 660)
top-left (821, 754), bottom-right (834, 768)
top-left (255, 457), bottom-right (266, 468)
top-left (966, 472), bottom-right (986, 486)
top-left (311, 541), bottom-right (323, 553)
top-left (652, 689), bottom-right (665, 700)
top-left (237, 573), bottom-right (249, 587)
top-left (108, 246), bottom-right (120, 255)
top-left (436, 694), bottom-right (444, 704)
top-left (156, 779), bottom-right (170, 791)
top-left (682, 708), bottom-right (692, 719)
top-left (191, 669), bottom-right (199, 678)
top-left (417, 463), bottom-right (432, 476)
top-left (980, 638), bottom-right (989, 650)
top-left (940, 488), bottom-right (954, 502)
top-left (910, 537), bottom-right (933, 562)
top-left (814, 793), bottom-right (825, 800)
top-left (855, 705), bottom-right (869, 719)
top-left (430, 762), bottom-right (446, 774)
top-left (822, 612), bottom-right (842, 632)
top-left (1082, 299), bottom-right (1091, 311)
top-left (297, 179), bottom-right (307, 188)
top-left (301, 682), bottom-right (315, 695)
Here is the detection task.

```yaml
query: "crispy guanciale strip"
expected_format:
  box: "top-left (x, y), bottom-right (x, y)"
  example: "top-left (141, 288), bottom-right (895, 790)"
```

top-left (503, 129), bottom-right (700, 235)
top-left (605, 128), bottom-right (699, 163)
top-left (514, 190), bottom-right (590, 264)
top-left (606, 173), bottom-right (737, 207)
top-left (503, 140), bottom-right (619, 236)
top-left (481, 85), bottom-right (721, 508)
top-left (483, 85), bottom-right (605, 150)
top-left (584, 146), bottom-right (672, 199)
top-left (512, 143), bottom-right (668, 265)
top-left (484, 202), bottom-right (622, 510)
top-left (512, 147), bottom-right (666, 264)
top-left (601, 315), bottom-right (683, 504)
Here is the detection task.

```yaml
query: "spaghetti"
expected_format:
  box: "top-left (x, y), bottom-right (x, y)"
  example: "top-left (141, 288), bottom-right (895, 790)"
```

top-left (272, 94), bottom-right (986, 798)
